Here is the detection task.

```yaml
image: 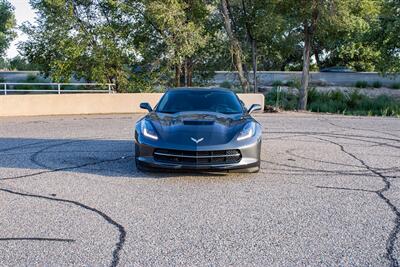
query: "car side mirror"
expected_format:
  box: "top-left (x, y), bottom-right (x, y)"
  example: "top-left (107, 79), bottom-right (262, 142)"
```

top-left (248, 104), bottom-right (262, 114)
top-left (140, 102), bottom-right (153, 112)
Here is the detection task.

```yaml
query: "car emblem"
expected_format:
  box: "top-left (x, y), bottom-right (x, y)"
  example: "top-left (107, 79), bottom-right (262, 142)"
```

top-left (191, 137), bottom-right (204, 144)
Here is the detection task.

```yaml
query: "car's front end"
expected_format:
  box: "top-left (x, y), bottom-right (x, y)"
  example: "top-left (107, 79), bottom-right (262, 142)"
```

top-left (135, 122), bottom-right (261, 172)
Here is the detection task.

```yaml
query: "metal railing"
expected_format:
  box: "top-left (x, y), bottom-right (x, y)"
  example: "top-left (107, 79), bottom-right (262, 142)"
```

top-left (0, 83), bottom-right (115, 95)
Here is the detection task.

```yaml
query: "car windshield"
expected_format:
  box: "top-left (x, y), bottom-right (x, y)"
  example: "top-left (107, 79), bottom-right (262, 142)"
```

top-left (156, 90), bottom-right (244, 114)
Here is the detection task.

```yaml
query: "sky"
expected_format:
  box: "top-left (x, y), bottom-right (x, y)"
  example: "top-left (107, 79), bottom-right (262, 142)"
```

top-left (6, 0), bottom-right (36, 58)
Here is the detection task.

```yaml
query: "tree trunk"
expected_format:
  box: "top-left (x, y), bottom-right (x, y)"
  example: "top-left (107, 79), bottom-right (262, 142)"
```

top-left (184, 61), bottom-right (188, 87)
top-left (175, 65), bottom-right (181, 87)
top-left (252, 38), bottom-right (257, 93)
top-left (313, 45), bottom-right (320, 68)
top-left (220, 0), bottom-right (249, 93)
top-left (188, 61), bottom-right (193, 87)
top-left (299, 2), bottom-right (319, 110)
top-left (299, 24), bottom-right (311, 110)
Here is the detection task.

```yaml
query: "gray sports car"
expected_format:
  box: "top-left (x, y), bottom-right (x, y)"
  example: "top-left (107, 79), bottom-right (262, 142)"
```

top-left (134, 87), bottom-right (262, 172)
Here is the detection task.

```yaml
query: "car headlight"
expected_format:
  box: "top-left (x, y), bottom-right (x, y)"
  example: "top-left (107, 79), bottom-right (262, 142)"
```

top-left (141, 120), bottom-right (158, 140)
top-left (237, 122), bottom-right (256, 141)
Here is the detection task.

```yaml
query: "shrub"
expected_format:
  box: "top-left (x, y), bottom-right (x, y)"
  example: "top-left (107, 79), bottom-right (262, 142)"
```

top-left (269, 87), bottom-right (400, 117)
top-left (219, 81), bottom-right (232, 89)
top-left (355, 80), bottom-right (368, 88)
top-left (272, 80), bottom-right (283, 86)
top-left (26, 74), bottom-right (38, 83)
top-left (391, 83), bottom-right (400, 90)
top-left (265, 87), bottom-right (298, 110)
top-left (372, 81), bottom-right (382, 88)
top-left (286, 79), bottom-right (301, 89)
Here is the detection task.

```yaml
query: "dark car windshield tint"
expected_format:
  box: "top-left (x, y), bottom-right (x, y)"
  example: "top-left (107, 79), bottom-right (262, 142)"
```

top-left (156, 90), bottom-right (243, 114)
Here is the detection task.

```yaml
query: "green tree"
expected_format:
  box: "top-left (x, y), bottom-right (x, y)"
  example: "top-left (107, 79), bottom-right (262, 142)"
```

top-left (9, 55), bottom-right (40, 70)
top-left (316, 0), bottom-right (382, 72)
top-left (0, 0), bottom-right (16, 58)
top-left (278, 0), bottom-right (381, 109)
top-left (376, 0), bottom-right (400, 73)
top-left (21, 0), bottom-right (143, 91)
top-left (144, 0), bottom-right (209, 87)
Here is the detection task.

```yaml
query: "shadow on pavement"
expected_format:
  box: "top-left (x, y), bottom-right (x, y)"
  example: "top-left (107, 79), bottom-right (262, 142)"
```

top-left (0, 138), bottom-right (230, 179)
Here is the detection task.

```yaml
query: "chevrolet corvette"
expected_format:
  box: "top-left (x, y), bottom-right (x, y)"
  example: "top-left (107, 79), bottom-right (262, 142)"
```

top-left (134, 87), bottom-right (262, 172)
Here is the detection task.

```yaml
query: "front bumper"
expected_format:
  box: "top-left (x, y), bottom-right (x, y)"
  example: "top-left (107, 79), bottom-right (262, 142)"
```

top-left (135, 140), bottom-right (261, 171)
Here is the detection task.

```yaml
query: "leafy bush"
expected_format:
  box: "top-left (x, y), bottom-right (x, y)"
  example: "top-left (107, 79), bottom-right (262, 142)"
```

top-left (372, 81), bottom-right (382, 88)
top-left (272, 80), bottom-right (283, 86)
top-left (391, 83), bottom-right (400, 90)
top-left (355, 80), bottom-right (368, 88)
top-left (286, 79), bottom-right (301, 89)
top-left (265, 87), bottom-right (298, 110)
top-left (219, 80), bottom-right (232, 89)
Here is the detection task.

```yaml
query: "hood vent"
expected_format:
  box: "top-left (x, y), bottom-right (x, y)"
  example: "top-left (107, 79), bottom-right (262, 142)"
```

top-left (183, 120), bottom-right (215, 126)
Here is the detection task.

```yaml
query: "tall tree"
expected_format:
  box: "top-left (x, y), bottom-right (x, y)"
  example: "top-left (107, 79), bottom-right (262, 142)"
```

top-left (278, 0), bottom-right (381, 109)
top-left (376, 0), bottom-right (400, 73)
top-left (21, 0), bottom-right (143, 91)
top-left (0, 0), bottom-right (15, 58)
top-left (144, 0), bottom-right (209, 87)
top-left (219, 0), bottom-right (249, 92)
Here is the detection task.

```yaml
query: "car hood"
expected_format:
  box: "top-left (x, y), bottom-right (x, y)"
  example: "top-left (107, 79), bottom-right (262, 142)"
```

top-left (146, 111), bottom-right (250, 146)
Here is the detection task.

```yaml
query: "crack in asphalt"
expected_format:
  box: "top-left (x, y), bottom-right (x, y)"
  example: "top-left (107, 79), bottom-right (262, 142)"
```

top-left (285, 148), bottom-right (400, 172)
top-left (0, 188), bottom-right (126, 267)
top-left (315, 185), bottom-right (377, 193)
top-left (0, 144), bottom-right (132, 266)
top-left (267, 131), bottom-right (400, 149)
top-left (0, 156), bottom-right (133, 181)
top-left (0, 140), bottom-right (59, 153)
top-left (0, 237), bottom-right (75, 242)
top-left (322, 119), bottom-right (400, 140)
top-left (262, 160), bottom-right (397, 177)
top-left (315, 136), bottom-right (400, 267)
top-left (29, 140), bottom-right (88, 169)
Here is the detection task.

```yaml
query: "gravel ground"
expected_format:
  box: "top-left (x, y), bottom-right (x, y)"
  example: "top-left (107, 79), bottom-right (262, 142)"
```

top-left (0, 113), bottom-right (399, 266)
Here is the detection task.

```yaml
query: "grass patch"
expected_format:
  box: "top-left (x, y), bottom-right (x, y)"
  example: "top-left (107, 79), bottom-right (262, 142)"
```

top-left (391, 83), bottom-right (400, 90)
top-left (355, 80), bottom-right (368, 88)
top-left (265, 88), bottom-right (400, 117)
top-left (272, 80), bottom-right (284, 86)
top-left (372, 81), bottom-right (382, 88)
top-left (219, 80), bottom-right (232, 89)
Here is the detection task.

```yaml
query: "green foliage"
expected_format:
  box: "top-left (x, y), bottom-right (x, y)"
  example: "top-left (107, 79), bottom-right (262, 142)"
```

top-left (0, 0), bottom-right (16, 57)
top-left (375, 0), bottom-right (400, 73)
top-left (272, 80), bottom-right (283, 86)
top-left (391, 83), bottom-right (400, 90)
top-left (219, 81), bottom-right (232, 89)
top-left (15, 0), bottom-right (399, 92)
top-left (372, 81), bottom-right (382, 88)
top-left (146, 0), bottom-right (208, 66)
top-left (355, 81), bottom-right (368, 88)
top-left (265, 87), bottom-right (299, 110)
top-left (267, 88), bottom-right (400, 117)
top-left (9, 56), bottom-right (39, 70)
top-left (286, 79), bottom-right (301, 89)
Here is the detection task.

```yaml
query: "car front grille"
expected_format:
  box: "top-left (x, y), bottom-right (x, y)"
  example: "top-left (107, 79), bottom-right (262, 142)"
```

top-left (153, 149), bottom-right (242, 165)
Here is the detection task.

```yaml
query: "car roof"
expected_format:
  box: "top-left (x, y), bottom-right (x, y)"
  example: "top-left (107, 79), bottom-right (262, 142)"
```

top-left (166, 87), bottom-right (234, 93)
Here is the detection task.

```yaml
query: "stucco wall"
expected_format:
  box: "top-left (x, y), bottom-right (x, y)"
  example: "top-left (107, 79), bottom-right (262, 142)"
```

top-left (213, 71), bottom-right (400, 87)
top-left (2, 71), bottom-right (400, 87)
top-left (0, 93), bottom-right (264, 117)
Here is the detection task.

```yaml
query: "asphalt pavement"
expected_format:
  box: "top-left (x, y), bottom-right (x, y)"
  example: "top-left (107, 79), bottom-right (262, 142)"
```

top-left (0, 113), bottom-right (399, 266)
